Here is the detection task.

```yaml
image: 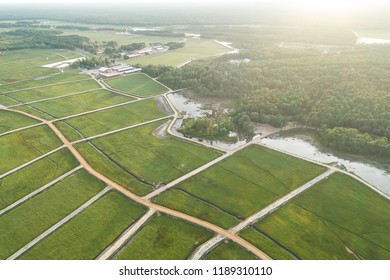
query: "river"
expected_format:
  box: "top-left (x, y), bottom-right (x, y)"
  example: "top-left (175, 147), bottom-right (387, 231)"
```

top-left (262, 136), bottom-right (390, 195)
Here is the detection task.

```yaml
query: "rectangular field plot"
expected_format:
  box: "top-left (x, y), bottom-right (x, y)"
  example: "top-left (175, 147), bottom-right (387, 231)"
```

top-left (203, 240), bottom-right (259, 260)
top-left (0, 125), bottom-right (62, 175)
top-left (116, 215), bottom-right (213, 260)
top-left (0, 74), bottom-right (88, 93)
top-left (0, 110), bottom-right (39, 134)
top-left (56, 98), bottom-right (168, 141)
top-left (19, 191), bottom-right (146, 260)
top-left (18, 89), bottom-right (133, 119)
top-left (6, 79), bottom-right (100, 103)
top-left (0, 169), bottom-right (105, 259)
top-left (75, 142), bottom-right (154, 196)
top-left (0, 148), bottom-right (78, 210)
top-left (252, 173), bottom-right (390, 259)
top-left (155, 145), bottom-right (326, 223)
top-left (130, 39), bottom-right (229, 67)
top-left (91, 120), bottom-right (221, 186)
top-left (0, 95), bottom-right (19, 106)
top-left (104, 74), bottom-right (169, 97)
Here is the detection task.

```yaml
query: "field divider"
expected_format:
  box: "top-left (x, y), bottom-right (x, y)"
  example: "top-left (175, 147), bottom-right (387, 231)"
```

top-left (0, 166), bottom-right (83, 216)
top-left (189, 168), bottom-right (336, 260)
top-left (6, 185), bottom-right (112, 260)
top-left (0, 146), bottom-right (65, 180)
top-left (96, 209), bottom-right (156, 260)
top-left (0, 123), bottom-right (44, 138)
top-left (71, 115), bottom-right (174, 144)
top-left (7, 88), bottom-right (102, 108)
top-left (0, 78), bottom-right (92, 95)
top-left (96, 78), bottom-right (141, 99)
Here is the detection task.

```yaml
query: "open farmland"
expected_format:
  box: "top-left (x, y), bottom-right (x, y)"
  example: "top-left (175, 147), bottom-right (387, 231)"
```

top-left (203, 240), bottom-right (258, 260)
top-left (0, 148), bottom-right (78, 210)
top-left (129, 39), bottom-right (231, 67)
top-left (0, 95), bottom-right (19, 106)
top-left (155, 145), bottom-right (326, 224)
top-left (250, 172), bottom-right (390, 259)
top-left (55, 98), bottom-right (167, 142)
top-left (116, 214), bottom-right (213, 260)
top-left (0, 125), bottom-right (62, 175)
top-left (90, 120), bottom-right (221, 186)
top-left (0, 110), bottom-right (39, 134)
top-left (19, 191), bottom-right (146, 260)
top-left (104, 73), bottom-right (169, 96)
top-left (0, 169), bottom-right (104, 259)
top-left (16, 89), bottom-right (133, 119)
top-left (6, 78), bottom-right (100, 103)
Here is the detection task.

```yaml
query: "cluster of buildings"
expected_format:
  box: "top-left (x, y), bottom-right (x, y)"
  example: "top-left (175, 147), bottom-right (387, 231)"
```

top-left (98, 64), bottom-right (142, 78)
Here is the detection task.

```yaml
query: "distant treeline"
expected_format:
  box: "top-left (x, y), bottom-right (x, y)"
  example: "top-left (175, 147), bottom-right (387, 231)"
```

top-left (0, 29), bottom-right (98, 53)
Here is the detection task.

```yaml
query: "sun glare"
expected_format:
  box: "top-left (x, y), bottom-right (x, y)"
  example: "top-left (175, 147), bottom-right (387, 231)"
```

top-left (296, 0), bottom-right (388, 13)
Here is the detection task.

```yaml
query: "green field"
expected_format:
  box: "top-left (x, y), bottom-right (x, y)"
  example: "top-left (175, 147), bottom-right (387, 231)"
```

top-left (56, 98), bottom-right (167, 141)
top-left (91, 120), bottom-right (221, 186)
top-left (0, 149), bottom-right (78, 210)
top-left (20, 191), bottom-right (146, 260)
top-left (253, 173), bottom-right (390, 259)
top-left (240, 226), bottom-right (296, 260)
top-left (105, 74), bottom-right (169, 96)
top-left (116, 214), bottom-right (213, 260)
top-left (0, 125), bottom-right (62, 175)
top-left (0, 74), bottom-right (88, 93)
top-left (75, 142), bottom-right (154, 196)
top-left (203, 240), bottom-right (259, 260)
top-left (0, 110), bottom-right (39, 134)
top-left (129, 39), bottom-right (229, 67)
top-left (156, 145), bottom-right (326, 224)
top-left (0, 95), bottom-right (19, 106)
top-left (7, 79), bottom-right (100, 103)
top-left (0, 49), bottom-right (81, 84)
top-left (18, 89), bottom-right (132, 119)
top-left (0, 169), bottom-right (104, 259)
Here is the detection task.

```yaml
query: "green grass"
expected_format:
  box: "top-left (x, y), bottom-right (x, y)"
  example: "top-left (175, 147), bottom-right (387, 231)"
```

top-left (105, 73), bottom-right (169, 96)
top-left (0, 169), bottom-right (105, 259)
top-left (0, 95), bottom-right (19, 106)
top-left (116, 214), bottom-right (213, 260)
top-left (240, 227), bottom-right (296, 260)
top-left (19, 191), bottom-right (146, 260)
top-left (130, 39), bottom-right (230, 67)
top-left (7, 79), bottom-right (100, 102)
top-left (75, 142), bottom-right (154, 196)
top-left (55, 98), bottom-right (167, 141)
top-left (153, 189), bottom-right (239, 229)
top-left (18, 89), bottom-right (132, 119)
top-left (0, 125), bottom-right (62, 174)
top-left (254, 172), bottom-right (390, 259)
top-left (91, 120), bottom-right (221, 185)
top-left (0, 148), bottom-right (78, 210)
top-left (165, 145), bottom-right (326, 221)
top-left (0, 110), bottom-right (39, 134)
top-left (203, 240), bottom-right (259, 260)
top-left (0, 74), bottom-right (88, 93)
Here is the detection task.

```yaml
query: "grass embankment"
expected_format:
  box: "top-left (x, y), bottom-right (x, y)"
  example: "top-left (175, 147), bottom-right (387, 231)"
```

top-left (105, 73), bottom-right (169, 97)
top-left (0, 169), bottom-right (105, 259)
top-left (0, 149), bottom-right (78, 210)
top-left (91, 120), bottom-right (221, 186)
top-left (252, 172), bottom-right (390, 259)
top-left (0, 110), bottom-right (39, 134)
top-left (55, 98), bottom-right (167, 141)
top-left (155, 145), bottom-right (326, 228)
top-left (116, 214), bottom-right (213, 260)
top-left (0, 125), bottom-right (63, 174)
top-left (203, 240), bottom-right (259, 260)
top-left (19, 89), bottom-right (132, 119)
top-left (20, 192), bottom-right (146, 260)
top-left (7, 79), bottom-right (100, 103)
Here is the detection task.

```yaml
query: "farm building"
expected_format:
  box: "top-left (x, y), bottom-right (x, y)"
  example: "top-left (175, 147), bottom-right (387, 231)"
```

top-left (98, 64), bottom-right (142, 78)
